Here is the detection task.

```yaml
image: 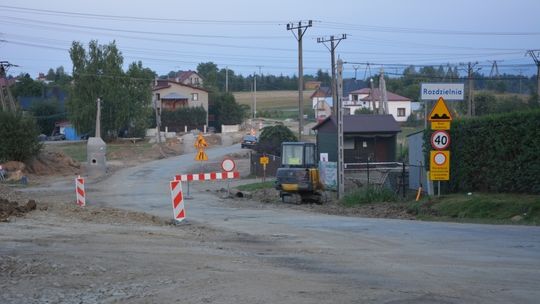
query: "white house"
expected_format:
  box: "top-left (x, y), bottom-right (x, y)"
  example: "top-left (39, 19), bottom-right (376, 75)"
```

top-left (310, 86), bottom-right (333, 122)
top-left (345, 88), bottom-right (412, 122)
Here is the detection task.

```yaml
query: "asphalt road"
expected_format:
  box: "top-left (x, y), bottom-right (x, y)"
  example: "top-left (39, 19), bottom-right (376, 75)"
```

top-left (91, 144), bottom-right (540, 303)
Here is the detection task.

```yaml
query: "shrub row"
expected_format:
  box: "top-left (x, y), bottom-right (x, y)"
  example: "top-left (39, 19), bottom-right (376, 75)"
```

top-left (160, 106), bottom-right (207, 132)
top-left (425, 110), bottom-right (540, 193)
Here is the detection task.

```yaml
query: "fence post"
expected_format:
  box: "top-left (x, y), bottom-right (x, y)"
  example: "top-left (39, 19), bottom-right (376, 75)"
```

top-left (402, 162), bottom-right (406, 198)
top-left (366, 157), bottom-right (370, 187)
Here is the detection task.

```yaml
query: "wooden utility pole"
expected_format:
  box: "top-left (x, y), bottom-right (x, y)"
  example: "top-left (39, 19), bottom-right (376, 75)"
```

top-left (317, 34), bottom-right (347, 117)
top-left (0, 61), bottom-right (17, 112)
top-left (527, 50), bottom-right (540, 103)
top-left (287, 20), bottom-right (312, 140)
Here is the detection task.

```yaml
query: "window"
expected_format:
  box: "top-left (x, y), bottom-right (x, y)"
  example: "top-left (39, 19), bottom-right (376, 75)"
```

top-left (191, 93), bottom-right (199, 101)
top-left (397, 108), bottom-right (406, 117)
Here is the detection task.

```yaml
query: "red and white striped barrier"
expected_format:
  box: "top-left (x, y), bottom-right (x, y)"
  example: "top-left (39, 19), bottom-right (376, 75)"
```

top-left (168, 171), bottom-right (240, 221)
top-left (75, 176), bottom-right (86, 207)
top-left (169, 180), bottom-right (186, 222)
top-left (175, 171), bottom-right (240, 182)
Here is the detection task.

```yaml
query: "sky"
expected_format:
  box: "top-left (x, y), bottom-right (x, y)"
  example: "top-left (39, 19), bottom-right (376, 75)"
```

top-left (1, 0), bottom-right (539, 79)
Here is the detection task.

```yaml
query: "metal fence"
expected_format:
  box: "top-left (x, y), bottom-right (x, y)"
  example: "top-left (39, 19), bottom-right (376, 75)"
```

top-left (249, 152), bottom-right (281, 178)
top-left (344, 161), bottom-right (409, 197)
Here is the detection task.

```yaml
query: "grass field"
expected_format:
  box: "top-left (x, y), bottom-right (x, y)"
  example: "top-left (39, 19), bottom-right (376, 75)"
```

top-left (233, 90), bottom-right (314, 111)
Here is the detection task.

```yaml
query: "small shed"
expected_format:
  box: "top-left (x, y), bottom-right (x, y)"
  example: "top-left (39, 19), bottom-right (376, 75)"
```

top-left (407, 130), bottom-right (426, 190)
top-left (312, 115), bottom-right (401, 163)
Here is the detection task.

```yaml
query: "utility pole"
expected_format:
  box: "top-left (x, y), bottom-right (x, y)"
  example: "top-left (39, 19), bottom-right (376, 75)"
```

top-left (336, 59), bottom-right (345, 199)
top-left (369, 78), bottom-right (376, 113)
top-left (225, 66), bottom-right (229, 93)
top-left (287, 20), bottom-right (312, 140)
top-left (527, 50), bottom-right (540, 103)
top-left (379, 68), bottom-right (388, 115)
top-left (464, 62), bottom-right (480, 116)
top-left (253, 72), bottom-right (257, 119)
top-left (317, 34), bottom-right (347, 117)
top-left (0, 61), bottom-right (18, 112)
top-left (489, 60), bottom-right (502, 78)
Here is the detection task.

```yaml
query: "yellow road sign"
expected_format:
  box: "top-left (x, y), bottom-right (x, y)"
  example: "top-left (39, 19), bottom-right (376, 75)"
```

top-left (260, 156), bottom-right (269, 165)
top-left (431, 121), bottom-right (451, 130)
top-left (428, 97), bottom-right (453, 122)
top-left (195, 149), bottom-right (208, 161)
top-left (430, 150), bottom-right (450, 181)
top-left (194, 134), bottom-right (208, 149)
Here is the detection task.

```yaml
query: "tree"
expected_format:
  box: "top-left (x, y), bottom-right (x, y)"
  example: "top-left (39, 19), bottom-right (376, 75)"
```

top-left (68, 40), bottom-right (154, 139)
top-left (12, 73), bottom-right (44, 98)
top-left (0, 110), bottom-right (42, 162)
top-left (209, 92), bottom-right (247, 130)
top-left (316, 69), bottom-right (331, 86)
top-left (197, 62), bottom-right (219, 90)
top-left (29, 99), bottom-right (66, 135)
top-left (255, 125), bottom-right (297, 156)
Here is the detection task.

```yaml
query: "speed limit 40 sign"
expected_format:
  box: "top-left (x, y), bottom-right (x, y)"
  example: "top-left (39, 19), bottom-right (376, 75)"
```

top-left (431, 130), bottom-right (450, 150)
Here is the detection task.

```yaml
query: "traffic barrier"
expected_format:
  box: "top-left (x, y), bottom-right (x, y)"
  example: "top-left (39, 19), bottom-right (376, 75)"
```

top-left (75, 176), bottom-right (86, 207)
top-left (169, 180), bottom-right (186, 222)
top-left (175, 171), bottom-right (240, 182)
top-left (169, 171), bottom-right (240, 221)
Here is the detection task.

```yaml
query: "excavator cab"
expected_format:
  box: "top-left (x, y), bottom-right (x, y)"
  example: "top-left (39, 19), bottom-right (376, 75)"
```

top-left (275, 142), bottom-right (324, 203)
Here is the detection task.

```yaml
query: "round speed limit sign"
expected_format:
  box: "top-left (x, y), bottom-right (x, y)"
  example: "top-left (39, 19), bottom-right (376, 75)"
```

top-left (431, 130), bottom-right (451, 150)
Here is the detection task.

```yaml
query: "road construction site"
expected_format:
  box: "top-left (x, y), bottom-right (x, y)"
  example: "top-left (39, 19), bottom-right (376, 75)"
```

top-left (1, 143), bottom-right (540, 304)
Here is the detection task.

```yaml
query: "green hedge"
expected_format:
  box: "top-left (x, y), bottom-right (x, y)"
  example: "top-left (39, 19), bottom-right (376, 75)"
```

top-left (161, 106), bottom-right (206, 132)
top-left (425, 110), bottom-right (540, 193)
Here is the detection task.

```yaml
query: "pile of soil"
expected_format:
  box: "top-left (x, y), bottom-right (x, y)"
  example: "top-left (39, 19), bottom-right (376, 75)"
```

top-left (0, 198), bottom-right (37, 222)
top-left (25, 150), bottom-right (80, 176)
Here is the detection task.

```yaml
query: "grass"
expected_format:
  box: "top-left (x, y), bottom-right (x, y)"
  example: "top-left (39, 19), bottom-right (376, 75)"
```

top-left (236, 181), bottom-right (275, 192)
top-left (408, 193), bottom-right (540, 225)
top-left (341, 187), bottom-right (398, 207)
top-left (51, 141), bottom-right (154, 162)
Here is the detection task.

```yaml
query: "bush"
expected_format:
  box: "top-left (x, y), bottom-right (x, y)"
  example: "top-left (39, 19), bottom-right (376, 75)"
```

top-left (341, 187), bottom-right (398, 207)
top-left (0, 110), bottom-right (42, 162)
top-left (255, 125), bottom-right (297, 156)
top-left (424, 110), bottom-right (540, 193)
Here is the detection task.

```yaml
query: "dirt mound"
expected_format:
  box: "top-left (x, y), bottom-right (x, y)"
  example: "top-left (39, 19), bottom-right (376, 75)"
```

top-left (1, 161), bottom-right (25, 171)
top-left (25, 150), bottom-right (80, 176)
top-left (0, 198), bottom-right (37, 222)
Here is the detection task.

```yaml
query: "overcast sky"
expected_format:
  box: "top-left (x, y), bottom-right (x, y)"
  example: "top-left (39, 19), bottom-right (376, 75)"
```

top-left (1, 0), bottom-right (539, 79)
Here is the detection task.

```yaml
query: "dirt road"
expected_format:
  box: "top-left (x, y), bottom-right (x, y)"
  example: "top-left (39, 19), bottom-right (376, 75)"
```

top-left (2, 144), bottom-right (540, 303)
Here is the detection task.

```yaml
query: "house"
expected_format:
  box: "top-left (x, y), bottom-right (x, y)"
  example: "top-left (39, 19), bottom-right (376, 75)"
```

top-left (345, 88), bottom-right (412, 122)
top-left (171, 71), bottom-right (204, 87)
top-left (152, 79), bottom-right (210, 127)
top-left (310, 86), bottom-right (333, 122)
top-left (312, 115), bottom-right (401, 163)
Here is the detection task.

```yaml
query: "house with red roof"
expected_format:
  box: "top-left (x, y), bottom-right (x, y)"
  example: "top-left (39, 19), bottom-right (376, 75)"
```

top-left (345, 88), bottom-right (412, 122)
top-left (171, 71), bottom-right (204, 87)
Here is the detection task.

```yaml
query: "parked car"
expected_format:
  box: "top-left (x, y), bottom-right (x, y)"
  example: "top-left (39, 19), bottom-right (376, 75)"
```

top-left (48, 133), bottom-right (66, 141)
top-left (241, 135), bottom-right (258, 149)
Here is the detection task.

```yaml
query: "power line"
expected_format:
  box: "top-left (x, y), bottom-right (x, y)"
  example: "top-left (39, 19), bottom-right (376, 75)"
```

top-left (0, 5), bottom-right (285, 25)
